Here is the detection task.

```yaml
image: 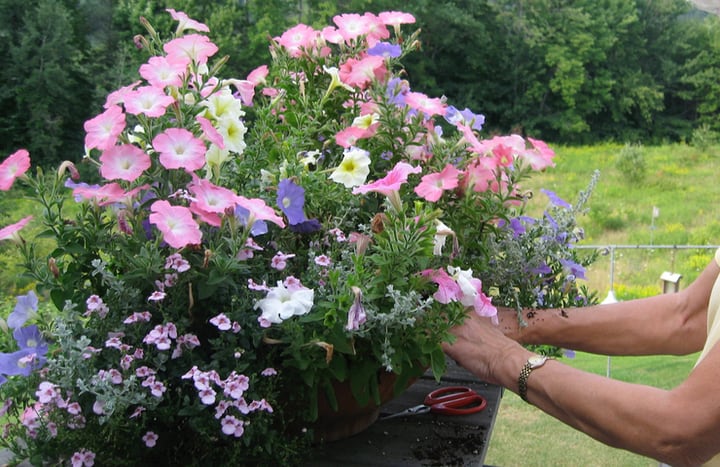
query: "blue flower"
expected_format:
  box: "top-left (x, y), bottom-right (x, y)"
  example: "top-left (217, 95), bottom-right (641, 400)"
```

top-left (13, 325), bottom-right (48, 354)
top-left (7, 291), bottom-right (38, 329)
top-left (277, 179), bottom-right (307, 225)
top-left (234, 206), bottom-right (268, 236)
top-left (289, 218), bottom-right (322, 234)
top-left (541, 189), bottom-right (572, 209)
top-left (560, 259), bottom-right (586, 280)
top-left (367, 42), bottom-right (402, 58)
top-left (386, 77), bottom-right (409, 106)
top-left (0, 348), bottom-right (46, 377)
top-left (443, 106), bottom-right (485, 131)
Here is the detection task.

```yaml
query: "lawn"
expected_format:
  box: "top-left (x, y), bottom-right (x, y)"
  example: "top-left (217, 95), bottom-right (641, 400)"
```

top-left (485, 352), bottom-right (699, 466)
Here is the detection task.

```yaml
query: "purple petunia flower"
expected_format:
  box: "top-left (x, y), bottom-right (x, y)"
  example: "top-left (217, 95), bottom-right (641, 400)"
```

top-left (367, 42), bottom-right (402, 58)
top-left (386, 77), bottom-right (409, 106)
top-left (234, 206), bottom-right (268, 236)
top-left (7, 291), bottom-right (38, 329)
top-left (541, 189), bottom-right (572, 209)
top-left (560, 259), bottom-right (586, 280)
top-left (277, 179), bottom-right (307, 225)
top-left (444, 106), bottom-right (485, 131)
top-left (0, 348), bottom-right (46, 377)
top-left (13, 325), bottom-right (48, 355)
top-left (289, 218), bottom-right (322, 234)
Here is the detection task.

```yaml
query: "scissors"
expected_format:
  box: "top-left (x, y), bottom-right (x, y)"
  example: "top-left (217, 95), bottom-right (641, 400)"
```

top-left (380, 386), bottom-right (487, 420)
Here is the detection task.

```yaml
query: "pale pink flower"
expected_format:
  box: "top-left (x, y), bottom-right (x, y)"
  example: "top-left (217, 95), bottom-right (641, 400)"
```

top-left (220, 415), bottom-right (245, 437)
top-left (152, 128), bottom-right (207, 172)
top-left (378, 11), bottom-right (416, 27)
top-left (414, 164), bottom-right (461, 202)
top-left (352, 161), bottom-right (421, 197)
top-left (261, 367), bottom-right (277, 376)
top-left (142, 430), bottom-right (159, 448)
top-left (321, 26), bottom-right (343, 44)
top-left (333, 13), bottom-right (371, 44)
top-left (405, 91), bottom-right (446, 118)
top-left (235, 196), bottom-right (285, 228)
top-left (188, 177), bottom-right (238, 214)
top-left (99, 144), bottom-right (151, 182)
top-left (70, 449), bottom-right (95, 467)
top-left (362, 13), bottom-right (390, 47)
top-left (270, 251), bottom-right (295, 270)
top-left (0, 149), bottom-right (31, 190)
top-left (195, 115), bottom-right (224, 149)
top-left (334, 126), bottom-right (372, 148)
top-left (35, 382), bottom-right (58, 404)
top-left (338, 55), bottom-right (386, 90)
top-left (525, 137), bottom-right (556, 170)
top-left (314, 255), bottom-right (331, 267)
top-left (421, 268), bottom-right (462, 304)
top-left (274, 24), bottom-right (319, 58)
top-left (84, 105), bottom-right (126, 151)
top-left (71, 182), bottom-right (149, 206)
top-left (163, 34), bottom-right (219, 66)
top-left (139, 55), bottom-right (186, 89)
top-left (0, 216), bottom-right (32, 241)
top-left (124, 86), bottom-right (176, 118)
top-left (209, 313), bottom-right (232, 331)
top-left (103, 81), bottom-right (141, 108)
top-left (149, 200), bottom-right (202, 248)
top-left (166, 8), bottom-right (209, 33)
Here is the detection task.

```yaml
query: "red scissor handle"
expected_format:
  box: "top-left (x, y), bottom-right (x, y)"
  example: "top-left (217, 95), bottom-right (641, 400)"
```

top-left (424, 386), bottom-right (487, 416)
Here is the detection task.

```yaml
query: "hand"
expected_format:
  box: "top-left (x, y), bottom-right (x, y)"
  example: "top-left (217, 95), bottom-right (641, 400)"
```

top-left (443, 311), bottom-right (526, 387)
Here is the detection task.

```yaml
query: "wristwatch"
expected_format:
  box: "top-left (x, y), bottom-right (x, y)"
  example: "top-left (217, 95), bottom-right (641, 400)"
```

top-left (518, 354), bottom-right (549, 402)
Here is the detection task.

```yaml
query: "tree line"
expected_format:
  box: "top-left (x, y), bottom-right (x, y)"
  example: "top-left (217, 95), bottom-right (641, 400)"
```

top-left (1, 0), bottom-right (719, 167)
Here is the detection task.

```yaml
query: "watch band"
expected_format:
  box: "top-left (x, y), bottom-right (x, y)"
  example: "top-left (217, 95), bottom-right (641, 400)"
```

top-left (518, 355), bottom-right (549, 402)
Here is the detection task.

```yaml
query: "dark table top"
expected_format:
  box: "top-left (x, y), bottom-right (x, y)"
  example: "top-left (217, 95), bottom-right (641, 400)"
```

top-left (306, 360), bottom-right (503, 466)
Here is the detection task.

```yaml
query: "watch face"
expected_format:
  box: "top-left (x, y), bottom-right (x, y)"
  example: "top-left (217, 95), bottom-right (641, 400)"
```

top-left (528, 355), bottom-right (547, 367)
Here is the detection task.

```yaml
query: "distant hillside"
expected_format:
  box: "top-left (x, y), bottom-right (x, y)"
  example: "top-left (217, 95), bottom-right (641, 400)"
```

top-left (690, 0), bottom-right (720, 15)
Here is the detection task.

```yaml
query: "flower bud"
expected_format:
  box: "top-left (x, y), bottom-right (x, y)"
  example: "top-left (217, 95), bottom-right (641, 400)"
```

top-left (48, 257), bottom-right (59, 278)
top-left (57, 161), bottom-right (80, 181)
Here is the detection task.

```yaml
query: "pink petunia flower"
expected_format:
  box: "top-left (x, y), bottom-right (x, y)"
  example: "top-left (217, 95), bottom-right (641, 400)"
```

top-left (0, 216), bottom-right (33, 241)
top-left (152, 128), bottom-right (207, 172)
top-left (164, 34), bottom-right (219, 66)
top-left (139, 55), bottom-right (186, 89)
top-left (414, 164), bottom-right (461, 202)
top-left (0, 149), bottom-right (31, 190)
top-left (274, 24), bottom-right (319, 58)
top-left (338, 55), bottom-right (386, 90)
top-left (166, 8), bottom-right (209, 33)
top-left (188, 177), bottom-right (238, 214)
top-left (421, 268), bottom-right (462, 304)
top-left (123, 86), bottom-right (176, 118)
top-left (84, 105), bottom-right (126, 151)
top-left (404, 91), bottom-right (446, 118)
top-left (149, 200), bottom-right (202, 248)
top-left (99, 144), bottom-right (151, 182)
top-left (378, 11), bottom-right (416, 27)
top-left (103, 81), bottom-right (141, 109)
top-left (352, 161), bottom-right (421, 197)
top-left (333, 13), bottom-right (370, 42)
top-left (195, 115), bottom-right (225, 149)
top-left (235, 196), bottom-right (285, 228)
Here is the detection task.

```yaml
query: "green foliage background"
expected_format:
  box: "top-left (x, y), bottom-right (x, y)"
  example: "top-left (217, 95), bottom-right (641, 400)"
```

top-left (2, 0), bottom-right (720, 167)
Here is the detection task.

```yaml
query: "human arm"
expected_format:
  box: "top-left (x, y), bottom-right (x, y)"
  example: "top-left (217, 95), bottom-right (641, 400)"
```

top-left (495, 257), bottom-right (719, 356)
top-left (443, 312), bottom-right (720, 466)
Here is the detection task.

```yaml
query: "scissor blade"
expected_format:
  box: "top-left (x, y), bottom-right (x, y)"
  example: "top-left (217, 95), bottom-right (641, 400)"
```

top-left (380, 405), bottom-right (429, 420)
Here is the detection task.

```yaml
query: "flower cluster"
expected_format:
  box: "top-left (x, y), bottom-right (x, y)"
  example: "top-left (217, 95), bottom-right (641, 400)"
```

top-left (0, 9), bottom-right (593, 466)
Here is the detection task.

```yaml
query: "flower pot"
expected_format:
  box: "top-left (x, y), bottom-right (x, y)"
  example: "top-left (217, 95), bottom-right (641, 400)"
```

top-left (314, 371), bottom-right (414, 442)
